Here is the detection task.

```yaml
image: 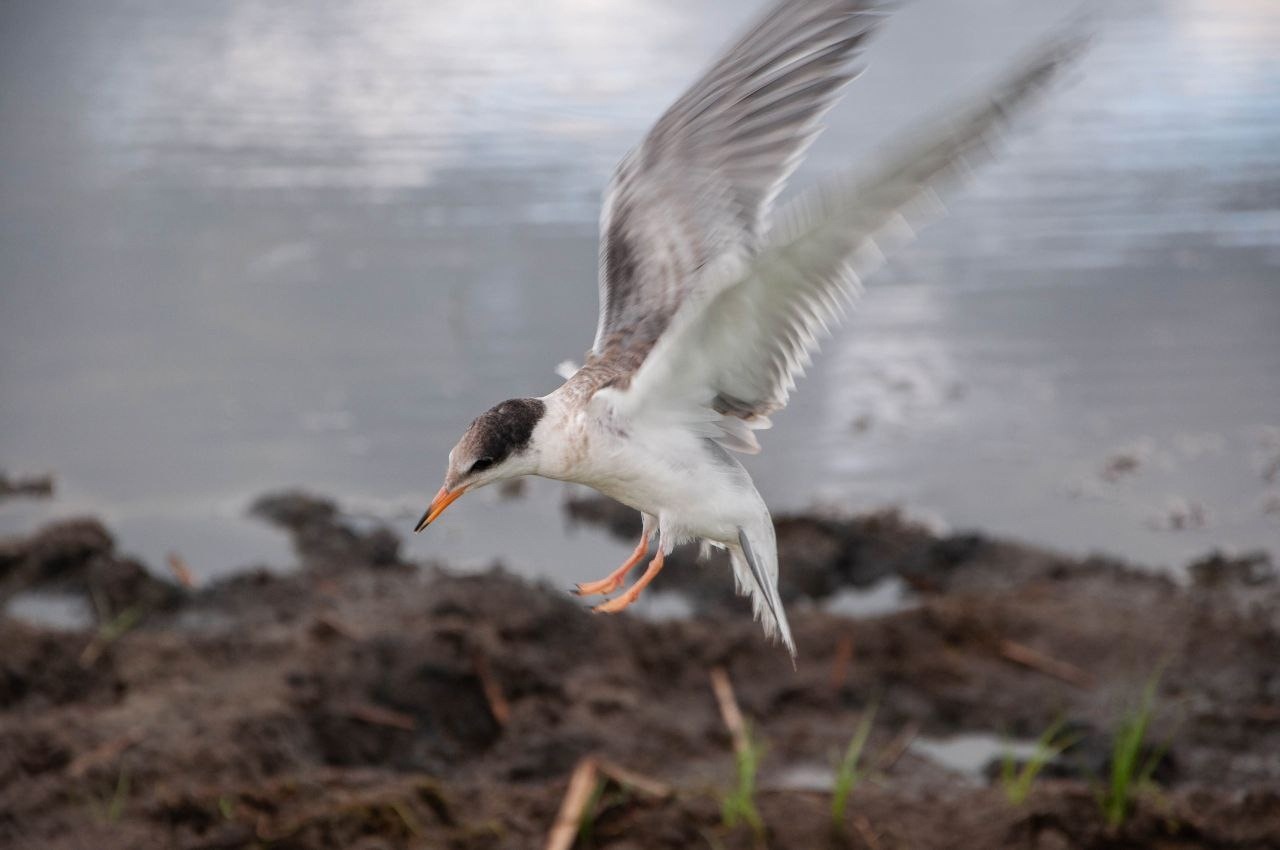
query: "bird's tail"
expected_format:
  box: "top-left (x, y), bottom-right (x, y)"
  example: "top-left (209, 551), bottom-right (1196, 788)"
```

top-left (732, 521), bottom-right (796, 659)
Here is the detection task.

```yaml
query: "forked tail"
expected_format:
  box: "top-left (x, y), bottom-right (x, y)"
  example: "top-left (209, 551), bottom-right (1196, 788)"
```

top-left (733, 522), bottom-right (796, 659)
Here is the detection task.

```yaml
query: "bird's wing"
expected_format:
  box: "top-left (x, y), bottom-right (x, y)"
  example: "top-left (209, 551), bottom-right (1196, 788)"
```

top-left (595, 37), bottom-right (1083, 450)
top-left (591, 0), bottom-right (887, 358)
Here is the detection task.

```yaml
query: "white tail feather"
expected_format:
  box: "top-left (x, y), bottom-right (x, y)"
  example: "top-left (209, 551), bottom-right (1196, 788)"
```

top-left (733, 524), bottom-right (796, 658)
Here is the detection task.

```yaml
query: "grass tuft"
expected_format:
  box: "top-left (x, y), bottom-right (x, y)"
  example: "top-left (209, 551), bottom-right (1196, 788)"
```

top-left (576, 778), bottom-right (608, 845)
top-left (1100, 668), bottom-right (1167, 827)
top-left (1000, 717), bottom-right (1078, 805)
top-left (721, 722), bottom-right (765, 839)
top-left (88, 768), bottom-right (131, 824)
top-left (830, 700), bottom-right (878, 831)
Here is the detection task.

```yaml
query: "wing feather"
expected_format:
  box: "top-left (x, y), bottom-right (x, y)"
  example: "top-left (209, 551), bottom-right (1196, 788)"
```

top-left (592, 0), bottom-right (887, 355)
top-left (598, 35), bottom-right (1085, 444)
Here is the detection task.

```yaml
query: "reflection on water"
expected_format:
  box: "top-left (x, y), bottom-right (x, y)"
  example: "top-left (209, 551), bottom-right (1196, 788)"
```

top-left (1, 0), bottom-right (1277, 580)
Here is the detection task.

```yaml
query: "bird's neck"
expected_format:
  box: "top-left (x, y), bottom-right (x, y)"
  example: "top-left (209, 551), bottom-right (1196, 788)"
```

top-left (535, 388), bottom-right (637, 491)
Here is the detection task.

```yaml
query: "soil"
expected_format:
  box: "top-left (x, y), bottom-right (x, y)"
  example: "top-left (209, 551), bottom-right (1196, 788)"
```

top-left (2, 490), bottom-right (1278, 849)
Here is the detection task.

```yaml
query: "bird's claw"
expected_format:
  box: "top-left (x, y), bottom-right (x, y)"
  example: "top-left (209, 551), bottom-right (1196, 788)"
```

top-left (574, 577), bottom-right (623, 597)
top-left (592, 593), bottom-right (638, 614)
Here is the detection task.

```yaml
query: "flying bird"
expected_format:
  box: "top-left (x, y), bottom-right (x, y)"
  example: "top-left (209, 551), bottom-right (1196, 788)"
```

top-left (416, 0), bottom-right (1079, 656)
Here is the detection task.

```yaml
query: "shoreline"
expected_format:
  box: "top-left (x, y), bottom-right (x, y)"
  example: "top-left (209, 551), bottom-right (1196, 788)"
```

top-left (2, 491), bottom-right (1278, 848)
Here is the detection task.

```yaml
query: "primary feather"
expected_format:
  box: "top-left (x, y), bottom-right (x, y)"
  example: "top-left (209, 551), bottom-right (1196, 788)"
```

top-left (592, 0), bottom-right (887, 363)
top-left (603, 36), bottom-right (1084, 442)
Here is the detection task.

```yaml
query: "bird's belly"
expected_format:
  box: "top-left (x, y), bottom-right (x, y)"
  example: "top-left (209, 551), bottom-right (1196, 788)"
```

top-left (585, 447), bottom-right (750, 544)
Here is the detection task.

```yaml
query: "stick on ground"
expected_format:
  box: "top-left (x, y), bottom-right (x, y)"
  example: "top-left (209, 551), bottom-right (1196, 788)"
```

top-left (165, 553), bottom-right (197, 588)
top-left (473, 648), bottom-right (512, 726)
top-left (830, 633), bottom-right (855, 692)
top-left (343, 702), bottom-right (416, 731)
top-left (852, 813), bottom-right (883, 850)
top-left (998, 639), bottom-right (1095, 689)
top-left (596, 759), bottom-right (672, 799)
top-left (545, 757), bottom-right (600, 850)
top-left (710, 666), bottom-right (748, 756)
top-left (875, 721), bottom-right (919, 773)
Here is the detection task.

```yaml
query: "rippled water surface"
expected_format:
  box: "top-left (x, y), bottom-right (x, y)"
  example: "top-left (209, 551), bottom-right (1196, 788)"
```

top-left (2, 0), bottom-right (1277, 583)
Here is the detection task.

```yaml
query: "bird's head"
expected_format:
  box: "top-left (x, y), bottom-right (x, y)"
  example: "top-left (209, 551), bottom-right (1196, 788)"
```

top-left (414, 397), bottom-right (547, 532)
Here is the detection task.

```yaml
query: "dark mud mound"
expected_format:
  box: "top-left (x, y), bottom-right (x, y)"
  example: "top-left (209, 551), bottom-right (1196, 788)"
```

top-left (251, 491), bottom-right (406, 571)
top-left (566, 493), bottom-right (1147, 606)
top-left (0, 517), bottom-right (180, 616)
top-left (1, 493), bottom-right (1278, 849)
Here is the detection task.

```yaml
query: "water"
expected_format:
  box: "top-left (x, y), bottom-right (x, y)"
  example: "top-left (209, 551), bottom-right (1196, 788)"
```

top-left (910, 733), bottom-right (1043, 780)
top-left (2, 0), bottom-right (1277, 585)
top-left (770, 732), bottom-right (1043, 790)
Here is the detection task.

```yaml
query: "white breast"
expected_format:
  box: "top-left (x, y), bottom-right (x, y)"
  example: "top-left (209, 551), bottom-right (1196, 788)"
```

top-left (540, 405), bottom-right (759, 547)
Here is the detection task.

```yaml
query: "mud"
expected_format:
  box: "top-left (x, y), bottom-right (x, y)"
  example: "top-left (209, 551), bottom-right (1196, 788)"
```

top-left (0, 518), bottom-right (179, 615)
top-left (1, 491), bottom-right (1278, 849)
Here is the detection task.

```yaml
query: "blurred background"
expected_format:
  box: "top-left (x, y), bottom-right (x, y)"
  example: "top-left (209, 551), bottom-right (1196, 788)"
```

top-left (2, 0), bottom-right (1278, 587)
top-left (3, 3), bottom-right (1280, 847)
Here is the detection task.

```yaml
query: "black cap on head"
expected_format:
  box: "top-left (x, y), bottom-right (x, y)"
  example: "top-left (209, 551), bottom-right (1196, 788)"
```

top-left (462, 397), bottom-right (546, 468)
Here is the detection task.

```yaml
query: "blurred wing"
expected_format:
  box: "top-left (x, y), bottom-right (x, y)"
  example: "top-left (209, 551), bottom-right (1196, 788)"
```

top-left (592, 0), bottom-right (887, 355)
top-left (600, 36), bottom-right (1084, 450)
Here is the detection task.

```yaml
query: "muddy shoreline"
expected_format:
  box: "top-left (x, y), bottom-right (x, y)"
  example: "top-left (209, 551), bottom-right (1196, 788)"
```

top-left (2, 492), bottom-right (1278, 849)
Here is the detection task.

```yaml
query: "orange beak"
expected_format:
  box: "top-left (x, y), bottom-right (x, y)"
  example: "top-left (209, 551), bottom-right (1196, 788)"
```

top-left (414, 485), bottom-right (465, 532)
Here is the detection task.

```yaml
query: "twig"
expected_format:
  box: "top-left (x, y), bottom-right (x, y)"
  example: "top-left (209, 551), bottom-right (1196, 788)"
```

top-left (829, 634), bottom-right (855, 692)
top-left (545, 757), bottom-right (600, 850)
top-left (852, 813), bottom-right (883, 850)
top-left (710, 667), bottom-right (748, 756)
top-left (344, 702), bottom-right (416, 731)
top-left (596, 759), bottom-right (672, 798)
top-left (874, 721), bottom-right (919, 773)
top-left (472, 648), bottom-right (511, 726)
top-left (998, 639), bottom-right (1095, 689)
top-left (166, 553), bottom-right (197, 588)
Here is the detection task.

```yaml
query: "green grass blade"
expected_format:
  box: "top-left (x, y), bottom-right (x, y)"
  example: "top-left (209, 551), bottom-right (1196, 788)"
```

top-left (831, 700), bottom-right (878, 830)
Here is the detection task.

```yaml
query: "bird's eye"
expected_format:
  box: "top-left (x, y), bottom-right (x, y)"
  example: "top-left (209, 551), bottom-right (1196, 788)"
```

top-left (469, 457), bottom-right (495, 474)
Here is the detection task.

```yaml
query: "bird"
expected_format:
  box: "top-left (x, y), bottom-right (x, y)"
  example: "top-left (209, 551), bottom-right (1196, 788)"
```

top-left (415, 0), bottom-right (1079, 657)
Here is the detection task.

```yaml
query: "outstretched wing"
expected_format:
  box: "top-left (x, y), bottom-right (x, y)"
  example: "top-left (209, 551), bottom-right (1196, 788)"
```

top-left (598, 37), bottom-right (1084, 446)
top-left (592, 0), bottom-right (887, 356)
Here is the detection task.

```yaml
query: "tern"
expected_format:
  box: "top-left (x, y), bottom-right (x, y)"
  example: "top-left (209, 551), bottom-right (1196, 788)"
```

top-left (416, 0), bottom-right (1077, 656)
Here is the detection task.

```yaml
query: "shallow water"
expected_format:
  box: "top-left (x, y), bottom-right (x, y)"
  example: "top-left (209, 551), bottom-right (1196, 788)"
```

top-left (910, 733), bottom-right (1043, 781)
top-left (1, 0), bottom-right (1277, 583)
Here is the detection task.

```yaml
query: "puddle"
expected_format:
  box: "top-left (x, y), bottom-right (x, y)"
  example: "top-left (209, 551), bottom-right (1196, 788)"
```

top-left (625, 590), bottom-right (696, 622)
top-left (5, 592), bottom-right (93, 631)
top-left (910, 733), bottom-right (1042, 779)
top-left (823, 578), bottom-right (917, 619)
top-left (770, 763), bottom-right (840, 793)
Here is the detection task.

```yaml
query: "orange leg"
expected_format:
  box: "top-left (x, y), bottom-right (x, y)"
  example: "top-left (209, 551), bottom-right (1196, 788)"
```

top-left (592, 550), bottom-right (666, 614)
top-left (573, 532), bottom-right (650, 597)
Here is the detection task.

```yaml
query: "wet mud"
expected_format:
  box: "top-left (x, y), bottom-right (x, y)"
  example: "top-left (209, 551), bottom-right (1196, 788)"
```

top-left (2, 491), bottom-right (1278, 849)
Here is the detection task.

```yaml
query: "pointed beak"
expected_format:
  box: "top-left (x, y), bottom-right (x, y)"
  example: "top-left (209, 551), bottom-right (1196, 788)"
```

top-left (414, 485), bottom-right (465, 532)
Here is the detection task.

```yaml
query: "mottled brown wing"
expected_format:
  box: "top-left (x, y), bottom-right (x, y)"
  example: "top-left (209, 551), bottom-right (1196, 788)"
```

top-left (591, 0), bottom-right (888, 357)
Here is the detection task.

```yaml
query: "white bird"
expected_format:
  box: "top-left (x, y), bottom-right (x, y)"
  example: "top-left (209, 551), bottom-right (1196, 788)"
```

top-left (416, 0), bottom-right (1079, 657)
